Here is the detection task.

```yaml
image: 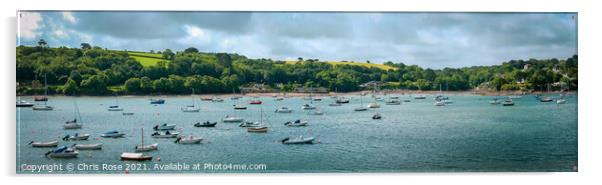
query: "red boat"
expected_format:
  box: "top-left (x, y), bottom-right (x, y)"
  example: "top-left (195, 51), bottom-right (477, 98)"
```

top-left (249, 100), bottom-right (262, 104)
top-left (34, 96), bottom-right (48, 102)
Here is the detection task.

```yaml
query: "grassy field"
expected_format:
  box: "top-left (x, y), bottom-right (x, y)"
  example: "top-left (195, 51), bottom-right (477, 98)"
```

top-left (285, 61), bottom-right (397, 70)
top-left (128, 51), bottom-right (169, 67)
top-left (127, 51), bottom-right (397, 70)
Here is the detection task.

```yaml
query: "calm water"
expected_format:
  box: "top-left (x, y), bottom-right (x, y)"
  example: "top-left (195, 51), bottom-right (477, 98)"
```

top-left (16, 94), bottom-right (577, 173)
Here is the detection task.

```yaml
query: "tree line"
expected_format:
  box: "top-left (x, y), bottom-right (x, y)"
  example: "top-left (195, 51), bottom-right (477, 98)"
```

top-left (16, 43), bottom-right (578, 95)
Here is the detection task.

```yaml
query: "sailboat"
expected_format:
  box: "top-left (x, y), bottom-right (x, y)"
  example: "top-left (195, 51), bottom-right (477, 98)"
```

top-left (367, 84), bottom-right (381, 108)
top-left (182, 89), bottom-right (201, 112)
top-left (302, 87), bottom-right (317, 110)
top-left (107, 95), bottom-right (124, 111)
top-left (32, 74), bottom-right (54, 111)
top-left (247, 108), bottom-right (268, 133)
top-left (434, 83), bottom-right (445, 106)
top-left (540, 84), bottom-right (554, 102)
top-left (122, 128), bottom-right (152, 161)
top-left (64, 99), bottom-right (83, 129)
top-left (354, 94), bottom-right (368, 111)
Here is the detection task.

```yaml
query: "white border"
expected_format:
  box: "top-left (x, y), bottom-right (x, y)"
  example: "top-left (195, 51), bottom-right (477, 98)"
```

top-left (2, 0), bottom-right (601, 185)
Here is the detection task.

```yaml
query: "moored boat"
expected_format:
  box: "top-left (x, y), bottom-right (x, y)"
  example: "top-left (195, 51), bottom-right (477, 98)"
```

top-left (372, 113), bottom-right (382, 120)
top-left (150, 98), bottom-right (165, 104)
top-left (73, 143), bottom-right (103, 150)
top-left (45, 146), bottom-right (78, 158)
top-left (281, 136), bottom-right (315, 144)
top-left (135, 143), bottom-right (158, 152)
top-left (62, 133), bottom-right (90, 141)
top-left (151, 131), bottom-right (179, 138)
top-left (284, 120), bottom-right (308, 127)
top-left (101, 130), bottom-right (125, 138)
top-left (29, 140), bottom-right (59, 147)
top-left (16, 99), bottom-right (34, 107)
top-left (249, 100), bottom-right (262, 104)
top-left (223, 115), bottom-right (244, 123)
top-left (239, 121), bottom-right (261, 127)
top-left (174, 136), bottom-right (203, 144)
top-left (107, 105), bottom-right (123, 111)
top-left (120, 152), bottom-right (152, 161)
top-left (275, 106), bottom-right (293, 113)
top-left (194, 121), bottom-right (217, 127)
top-left (153, 123), bottom-right (176, 130)
top-left (247, 126), bottom-right (268, 133)
top-left (32, 104), bottom-right (53, 111)
top-left (301, 104), bottom-right (316, 110)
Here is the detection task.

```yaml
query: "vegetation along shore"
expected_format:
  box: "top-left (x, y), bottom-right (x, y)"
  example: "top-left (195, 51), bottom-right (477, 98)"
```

top-left (16, 40), bottom-right (578, 96)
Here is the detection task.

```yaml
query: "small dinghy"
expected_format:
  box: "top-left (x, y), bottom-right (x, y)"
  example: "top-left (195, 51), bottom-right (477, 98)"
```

top-left (372, 113), bottom-right (382, 120)
top-left (336, 98), bottom-right (350, 104)
top-left (367, 103), bottom-right (381, 108)
top-left (354, 107), bottom-right (368, 111)
top-left (101, 130), bottom-right (125, 138)
top-left (32, 104), bottom-right (54, 111)
top-left (212, 97), bottom-right (224, 102)
top-left (29, 140), bottom-right (59, 147)
top-left (174, 136), bottom-right (203, 144)
top-left (45, 146), bottom-right (78, 158)
top-left (135, 143), bottom-right (158, 152)
top-left (249, 100), bottom-right (262, 104)
top-left (121, 152), bottom-right (152, 161)
top-left (62, 133), bottom-right (90, 141)
top-left (434, 101), bottom-right (445, 106)
top-left (557, 98), bottom-right (567, 104)
top-left (284, 120), bottom-right (308, 127)
top-left (233, 105), bottom-right (247, 110)
top-left (153, 123), bottom-right (176, 130)
top-left (275, 106), bottom-right (293, 113)
top-left (385, 100), bottom-right (401, 105)
top-left (239, 121), bottom-right (261, 127)
top-left (151, 131), bottom-right (179, 138)
top-left (247, 126), bottom-right (268, 133)
top-left (181, 105), bottom-right (201, 112)
top-left (540, 96), bottom-right (554, 102)
top-left (194, 121), bottom-right (217, 127)
top-left (223, 115), bottom-right (244, 123)
top-left (281, 136), bottom-right (315, 144)
top-left (502, 99), bottom-right (515, 106)
top-left (73, 143), bottom-right (103, 150)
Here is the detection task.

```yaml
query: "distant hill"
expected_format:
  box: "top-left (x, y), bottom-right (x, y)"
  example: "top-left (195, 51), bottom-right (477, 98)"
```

top-left (285, 60), bottom-right (398, 70)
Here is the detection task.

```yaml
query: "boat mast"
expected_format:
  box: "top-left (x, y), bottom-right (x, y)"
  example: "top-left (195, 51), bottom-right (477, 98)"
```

top-left (141, 128), bottom-right (144, 154)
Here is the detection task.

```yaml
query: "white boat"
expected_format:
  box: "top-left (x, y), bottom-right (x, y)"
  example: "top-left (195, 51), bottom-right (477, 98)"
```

top-left (107, 105), bottom-right (123, 111)
top-left (284, 120), bottom-right (308, 127)
top-left (557, 98), bottom-right (567, 104)
top-left (233, 105), bottom-right (247, 110)
top-left (153, 123), bottom-right (176, 130)
top-left (311, 110), bottom-right (324, 115)
top-left (100, 131), bottom-right (125, 138)
top-left (414, 94), bottom-right (427, 99)
top-left (502, 99), bottom-right (515, 106)
top-left (509, 95), bottom-right (523, 99)
top-left (490, 98), bottom-right (501, 105)
top-left (443, 99), bottom-right (453, 104)
top-left (385, 100), bottom-right (401, 105)
top-left (64, 122), bottom-right (82, 129)
top-left (135, 143), bottom-right (158, 152)
top-left (275, 106), bottom-right (293, 113)
top-left (223, 115), bottom-right (244, 123)
top-left (62, 133), bottom-right (90, 141)
top-left (120, 152), bottom-right (152, 161)
top-left (281, 136), bottom-right (315, 144)
top-left (336, 97), bottom-right (350, 104)
top-left (151, 131), bottom-right (179, 138)
top-left (16, 99), bottom-right (34, 107)
top-left (212, 97), bottom-right (224, 102)
top-left (181, 105), bottom-right (200, 112)
top-left (73, 143), bottom-right (103, 150)
top-left (45, 146), bottom-right (78, 158)
top-left (302, 104), bottom-right (316, 110)
top-left (32, 104), bottom-right (54, 111)
top-left (374, 97), bottom-right (384, 101)
top-left (239, 121), bottom-right (261, 127)
top-left (367, 103), bottom-right (381, 108)
top-left (174, 136), bottom-right (203, 144)
top-left (247, 108), bottom-right (269, 133)
top-left (29, 140), bottom-right (58, 147)
top-left (434, 101), bottom-right (445, 106)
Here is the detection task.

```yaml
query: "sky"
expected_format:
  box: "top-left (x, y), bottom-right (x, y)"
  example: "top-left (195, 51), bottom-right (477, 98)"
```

top-left (17, 11), bottom-right (577, 69)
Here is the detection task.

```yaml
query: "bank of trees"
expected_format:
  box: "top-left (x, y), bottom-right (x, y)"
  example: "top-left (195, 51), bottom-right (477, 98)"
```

top-left (16, 44), bottom-right (578, 95)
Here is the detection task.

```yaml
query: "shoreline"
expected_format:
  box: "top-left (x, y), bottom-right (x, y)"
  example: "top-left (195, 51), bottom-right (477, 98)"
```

top-left (16, 90), bottom-right (576, 98)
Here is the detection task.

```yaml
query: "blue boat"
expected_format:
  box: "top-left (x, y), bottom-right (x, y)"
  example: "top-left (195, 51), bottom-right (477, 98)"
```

top-left (150, 99), bottom-right (165, 104)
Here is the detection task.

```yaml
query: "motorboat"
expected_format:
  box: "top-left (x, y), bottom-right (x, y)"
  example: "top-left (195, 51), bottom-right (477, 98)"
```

top-left (181, 105), bottom-right (201, 112)
top-left (194, 121), bottom-right (217, 127)
top-left (233, 104), bottom-right (247, 110)
top-left (45, 146), bottom-right (78, 158)
top-left (120, 152), bottom-right (152, 161)
top-left (174, 136), bottom-right (203, 144)
top-left (247, 126), bottom-right (268, 133)
top-left (367, 103), bottom-right (381, 108)
top-left (223, 115), bottom-right (244, 123)
top-left (29, 140), bottom-right (58, 147)
top-left (434, 101), bottom-right (445, 106)
top-left (313, 97), bottom-right (322, 101)
top-left (557, 98), bottom-right (567, 104)
top-left (372, 113), bottom-right (382, 120)
top-left (414, 95), bottom-right (427, 99)
top-left (374, 97), bottom-right (384, 101)
top-left (107, 105), bottom-right (123, 111)
top-left (275, 106), bottom-right (293, 113)
top-left (62, 133), bottom-right (90, 141)
top-left (212, 97), bottom-right (224, 102)
top-left (100, 131), bottom-right (125, 138)
top-left (153, 123), bottom-right (176, 130)
top-left (135, 143), bottom-right (158, 152)
top-left (301, 104), bottom-right (316, 110)
top-left (281, 136), bottom-right (315, 144)
top-left (490, 98), bottom-right (501, 105)
top-left (200, 97), bottom-right (213, 101)
top-left (336, 98), bottom-right (350, 104)
top-left (16, 99), bottom-right (34, 107)
top-left (32, 104), bottom-right (53, 111)
top-left (239, 121), bottom-right (262, 127)
top-left (284, 120), bottom-right (308, 127)
top-left (502, 99), bottom-right (515, 106)
top-left (72, 143), bottom-right (103, 150)
top-left (249, 100), bottom-right (262, 104)
top-left (354, 107), bottom-right (368, 111)
top-left (150, 98), bottom-right (165, 104)
top-left (151, 131), bottom-right (179, 138)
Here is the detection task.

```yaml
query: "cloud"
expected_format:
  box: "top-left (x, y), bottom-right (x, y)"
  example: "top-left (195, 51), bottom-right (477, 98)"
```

top-left (16, 12), bottom-right (577, 69)
top-left (62, 12), bottom-right (77, 23)
top-left (18, 12), bottom-right (43, 40)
